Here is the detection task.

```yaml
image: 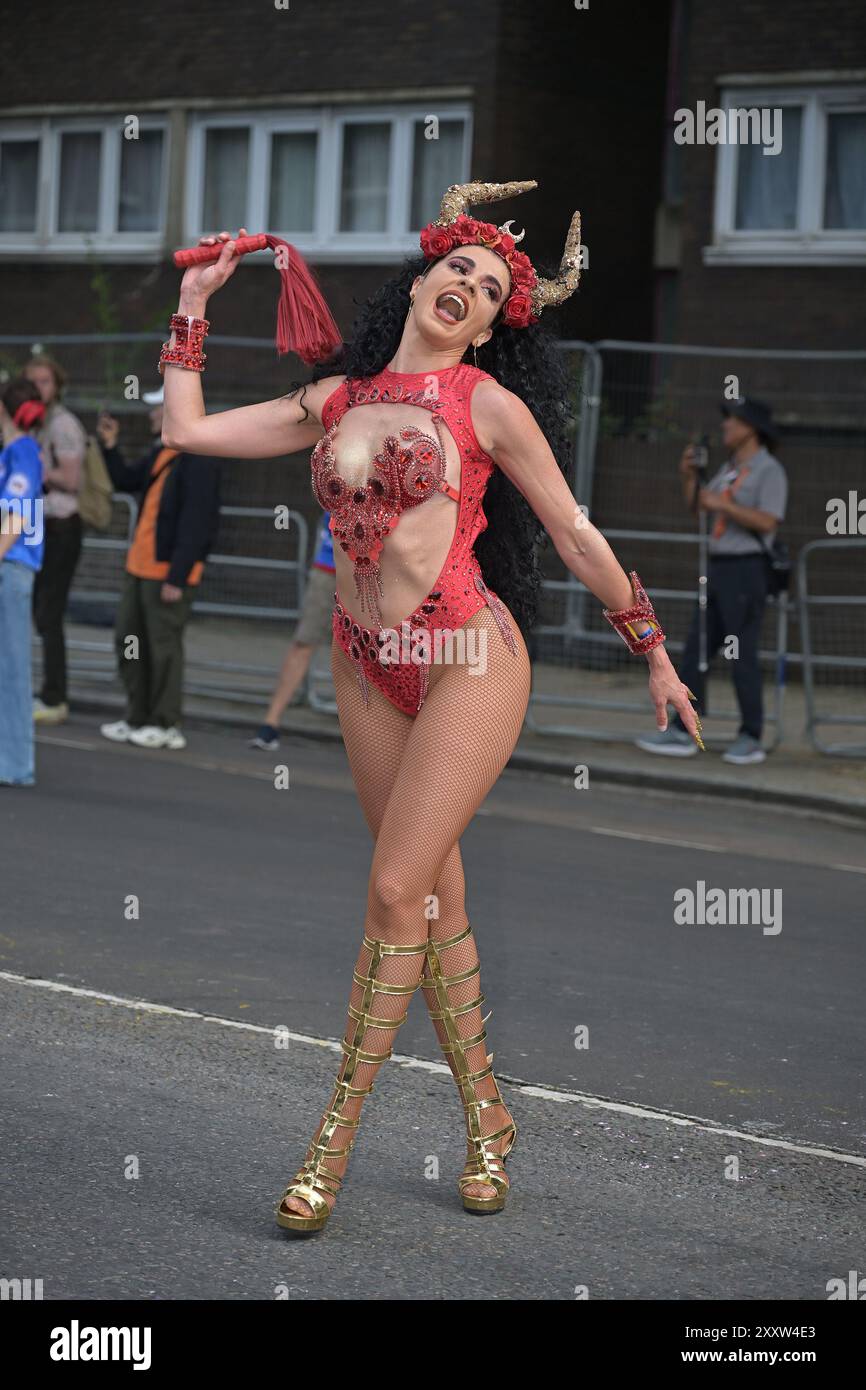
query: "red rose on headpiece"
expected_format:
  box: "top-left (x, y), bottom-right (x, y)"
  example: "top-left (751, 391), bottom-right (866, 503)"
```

top-left (497, 233), bottom-right (516, 257)
top-left (421, 224), bottom-right (456, 259)
top-left (477, 221), bottom-right (503, 250)
top-left (453, 215), bottom-right (481, 241)
top-left (508, 249), bottom-right (537, 288)
top-left (502, 290), bottom-right (535, 328)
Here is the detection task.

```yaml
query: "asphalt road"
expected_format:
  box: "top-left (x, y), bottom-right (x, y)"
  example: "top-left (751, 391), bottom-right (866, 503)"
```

top-left (1, 718), bottom-right (863, 1300)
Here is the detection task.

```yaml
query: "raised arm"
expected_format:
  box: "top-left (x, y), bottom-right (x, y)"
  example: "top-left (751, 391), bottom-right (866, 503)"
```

top-left (472, 381), bottom-right (702, 745)
top-left (161, 228), bottom-right (343, 459)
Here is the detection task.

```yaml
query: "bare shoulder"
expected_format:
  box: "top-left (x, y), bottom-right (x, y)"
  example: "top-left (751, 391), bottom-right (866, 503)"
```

top-left (470, 377), bottom-right (532, 452)
top-left (287, 373), bottom-right (347, 426)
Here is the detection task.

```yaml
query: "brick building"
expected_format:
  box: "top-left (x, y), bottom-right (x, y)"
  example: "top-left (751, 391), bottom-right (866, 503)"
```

top-left (660, 0), bottom-right (866, 349)
top-left (0, 0), bottom-right (862, 613)
top-left (2, 0), bottom-right (862, 350)
top-left (0, 0), bottom-right (669, 346)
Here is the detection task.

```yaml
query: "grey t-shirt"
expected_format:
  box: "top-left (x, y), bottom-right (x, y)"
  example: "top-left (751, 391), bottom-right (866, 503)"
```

top-left (706, 447), bottom-right (787, 556)
top-left (39, 402), bottom-right (87, 521)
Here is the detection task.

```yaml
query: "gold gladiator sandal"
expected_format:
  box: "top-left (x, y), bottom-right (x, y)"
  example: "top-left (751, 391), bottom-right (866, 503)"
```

top-left (275, 934), bottom-right (428, 1235)
top-left (423, 924), bottom-right (517, 1214)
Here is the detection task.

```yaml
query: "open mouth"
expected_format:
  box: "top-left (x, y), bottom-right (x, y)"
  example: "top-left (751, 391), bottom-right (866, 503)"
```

top-left (434, 291), bottom-right (468, 323)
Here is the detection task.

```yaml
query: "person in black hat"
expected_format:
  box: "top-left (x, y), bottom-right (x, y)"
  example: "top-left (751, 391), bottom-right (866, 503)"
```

top-left (637, 396), bottom-right (787, 765)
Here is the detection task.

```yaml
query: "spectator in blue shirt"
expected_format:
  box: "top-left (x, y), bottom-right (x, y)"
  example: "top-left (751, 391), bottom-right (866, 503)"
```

top-left (0, 378), bottom-right (46, 786)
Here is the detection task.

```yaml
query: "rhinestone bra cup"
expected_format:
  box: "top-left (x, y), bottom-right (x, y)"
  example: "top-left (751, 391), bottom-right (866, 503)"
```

top-left (311, 407), bottom-right (452, 629)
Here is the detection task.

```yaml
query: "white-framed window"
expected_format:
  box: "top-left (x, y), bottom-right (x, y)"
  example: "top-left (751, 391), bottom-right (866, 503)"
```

top-left (0, 115), bottom-right (169, 257)
top-left (707, 84), bottom-right (866, 265)
top-left (185, 104), bottom-right (472, 261)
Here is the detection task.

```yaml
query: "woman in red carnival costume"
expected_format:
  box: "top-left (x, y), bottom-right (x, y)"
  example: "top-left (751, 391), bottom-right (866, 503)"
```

top-left (160, 180), bottom-right (702, 1234)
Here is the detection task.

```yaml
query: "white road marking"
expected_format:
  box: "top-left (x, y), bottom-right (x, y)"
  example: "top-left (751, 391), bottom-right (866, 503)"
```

top-left (588, 826), bottom-right (723, 852)
top-left (2, 969), bottom-right (864, 1170)
top-left (831, 863), bottom-right (866, 875)
top-left (35, 735), bottom-right (100, 751)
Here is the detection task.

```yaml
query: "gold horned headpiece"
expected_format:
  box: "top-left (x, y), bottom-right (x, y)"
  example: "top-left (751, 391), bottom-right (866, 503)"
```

top-left (419, 180), bottom-right (582, 327)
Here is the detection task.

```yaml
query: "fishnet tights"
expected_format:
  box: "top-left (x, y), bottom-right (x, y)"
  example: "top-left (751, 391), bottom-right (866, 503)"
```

top-left (280, 607), bottom-right (531, 1218)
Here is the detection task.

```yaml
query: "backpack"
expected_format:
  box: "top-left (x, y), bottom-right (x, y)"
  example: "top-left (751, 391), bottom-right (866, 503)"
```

top-left (77, 433), bottom-right (114, 531)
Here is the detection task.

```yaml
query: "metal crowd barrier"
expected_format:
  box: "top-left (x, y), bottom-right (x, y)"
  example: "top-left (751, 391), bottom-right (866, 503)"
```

top-left (797, 538), bottom-right (866, 757)
top-left (556, 339), bottom-right (603, 510)
top-left (55, 510), bottom-right (794, 747)
top-left (15, 332), bottom-right (861, 747)
top-left (526, 529), bottom-right (790, 750)
top-left (40, 500), bottom-right (316, 716)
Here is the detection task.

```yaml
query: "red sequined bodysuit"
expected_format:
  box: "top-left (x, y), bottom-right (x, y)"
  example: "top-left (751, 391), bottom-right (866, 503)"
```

top-left (311, 362), bottom-right (518, 716)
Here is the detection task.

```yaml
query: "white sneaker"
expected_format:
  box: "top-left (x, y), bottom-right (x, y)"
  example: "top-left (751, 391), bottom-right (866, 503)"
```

top-left (100, 720), bottom-right (136, 742)
top-left (33, 699), bottom-right (69, 725)
top-left (127, 725), bottom-right (187, 750)
top-left (126, 725), bottom-right (166, 749)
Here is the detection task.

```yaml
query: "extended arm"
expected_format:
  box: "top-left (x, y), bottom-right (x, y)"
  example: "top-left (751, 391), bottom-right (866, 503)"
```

top-left (97, 437), bottom-right (156, 493)
top-left (162, 375), bottom-right (330, 459)
top-left (473, 382), bottom-right (702, 744)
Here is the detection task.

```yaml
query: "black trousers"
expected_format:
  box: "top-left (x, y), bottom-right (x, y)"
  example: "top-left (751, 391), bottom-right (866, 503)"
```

top-left (32, 512), bottom-right (83, 707)
top-left (673, 554), bottom-right (768, 740)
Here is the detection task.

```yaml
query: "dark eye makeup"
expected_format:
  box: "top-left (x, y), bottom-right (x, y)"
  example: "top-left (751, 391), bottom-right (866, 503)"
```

top-left (447, 257), bottom-right (502, 302)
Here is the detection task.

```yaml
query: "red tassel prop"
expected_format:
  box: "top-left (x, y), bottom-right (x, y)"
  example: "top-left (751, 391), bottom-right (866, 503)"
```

top-left (264, 235), bottom-right (343, 365)
top-left (172, 233), bottom-right (342, 365)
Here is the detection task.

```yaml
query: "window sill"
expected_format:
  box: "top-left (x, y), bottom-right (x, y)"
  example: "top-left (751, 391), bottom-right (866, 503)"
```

top-left (180, 238), bottom-right (426, 265)
top-left (703, 239), bottom-right (866, 267)
top-left (0, 237), bottom-right (425, 265)
top-left (0, 238), bottom-right (166, 264)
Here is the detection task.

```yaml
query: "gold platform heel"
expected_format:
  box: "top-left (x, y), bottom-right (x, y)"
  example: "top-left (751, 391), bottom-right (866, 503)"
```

top-left (423, 924), bottom-right (517, 1214)
top-left (275, 934), bottom-right (428, 1235)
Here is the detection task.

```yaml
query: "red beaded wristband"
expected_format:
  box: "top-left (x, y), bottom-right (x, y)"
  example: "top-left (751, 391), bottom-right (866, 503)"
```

top-left (158, 343), bottom-right (207, 374)
top-left (602, 571), bottom-right (666, 655)
top-left (158, 313), bottom-right (210, 373)
top-left (169, 312), bottom-right (210, 341)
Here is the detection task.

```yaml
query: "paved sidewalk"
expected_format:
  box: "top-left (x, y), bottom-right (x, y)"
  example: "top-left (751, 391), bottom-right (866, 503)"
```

top-left (56, 614), bottom-right (866, 822)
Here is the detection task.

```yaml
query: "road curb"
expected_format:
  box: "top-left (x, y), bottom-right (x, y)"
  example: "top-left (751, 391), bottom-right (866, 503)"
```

top-left (505, 746), bottom-right (866, 823)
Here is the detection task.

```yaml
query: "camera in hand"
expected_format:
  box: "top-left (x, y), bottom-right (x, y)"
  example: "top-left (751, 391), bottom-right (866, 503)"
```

top-left (692, 433), bottom-right (710, 479)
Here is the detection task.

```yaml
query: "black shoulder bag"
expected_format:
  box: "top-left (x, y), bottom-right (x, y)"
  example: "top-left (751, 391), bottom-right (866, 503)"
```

top-left (749, 529), bottom-right (791, 596)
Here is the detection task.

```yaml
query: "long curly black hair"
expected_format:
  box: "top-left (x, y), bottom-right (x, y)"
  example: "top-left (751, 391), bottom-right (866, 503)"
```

top-left (294, 254), bottom-right (576, 640)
